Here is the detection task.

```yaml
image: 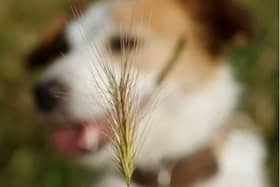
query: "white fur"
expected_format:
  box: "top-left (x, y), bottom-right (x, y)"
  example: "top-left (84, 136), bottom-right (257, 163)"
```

top-left (66, 1), bottom-right (112, 48)
top-left (94, 175), bottom-right (142, 187)
top-left (37, 1), bottom-right (268, 187)
top-left (133, 65), bottom-right (240, 169)
top-left (194, 129), bottom-right (268, 187)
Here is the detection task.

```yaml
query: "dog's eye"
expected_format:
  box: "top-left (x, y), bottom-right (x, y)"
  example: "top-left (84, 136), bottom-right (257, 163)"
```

top-left (109, 36), bottom-right (139, 53)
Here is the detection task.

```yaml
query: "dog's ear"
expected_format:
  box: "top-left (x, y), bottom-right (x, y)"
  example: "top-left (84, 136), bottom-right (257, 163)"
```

top-left (180, 0), bottom-right (254, 55)
top-left (25, 2), bottom-right (88, 69)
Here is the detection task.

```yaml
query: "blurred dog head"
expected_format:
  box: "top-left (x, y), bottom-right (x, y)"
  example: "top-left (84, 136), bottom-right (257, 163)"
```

top-left (26, 0), bottom-right (252, 161)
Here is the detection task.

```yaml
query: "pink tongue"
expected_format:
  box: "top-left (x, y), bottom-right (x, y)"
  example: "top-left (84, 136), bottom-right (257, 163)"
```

top-left (52, 125), bottom-right (84, 155)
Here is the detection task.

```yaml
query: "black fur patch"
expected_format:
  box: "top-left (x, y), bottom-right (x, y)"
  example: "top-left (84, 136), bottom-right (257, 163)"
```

top-left (26, 30), bottom-right (69, 68)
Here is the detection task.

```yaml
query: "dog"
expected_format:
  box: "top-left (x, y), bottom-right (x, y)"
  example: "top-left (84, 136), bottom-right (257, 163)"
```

top-left (26, 0), bottom-right (268, 186)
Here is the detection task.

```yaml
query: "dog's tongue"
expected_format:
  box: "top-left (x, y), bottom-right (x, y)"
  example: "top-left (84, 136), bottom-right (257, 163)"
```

top-left (52, 120), bottom-right (108, 156)
top-left (52, 125), bottom-right (84, 155)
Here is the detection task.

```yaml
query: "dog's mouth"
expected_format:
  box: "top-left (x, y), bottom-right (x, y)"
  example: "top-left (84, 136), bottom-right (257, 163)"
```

top-left (51, 118), bottom-right (110, 156)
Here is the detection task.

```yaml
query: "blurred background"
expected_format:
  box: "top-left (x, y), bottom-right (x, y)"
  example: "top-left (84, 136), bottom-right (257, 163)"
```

top-left (0, 0), bottom-right (278, 187)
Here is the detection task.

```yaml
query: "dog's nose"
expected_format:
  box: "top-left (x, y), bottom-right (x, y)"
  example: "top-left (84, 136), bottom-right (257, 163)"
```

top-left (33, 80), bottom-right (65, 112)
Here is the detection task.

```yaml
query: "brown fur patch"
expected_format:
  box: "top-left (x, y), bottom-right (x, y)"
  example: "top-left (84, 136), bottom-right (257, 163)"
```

top-left (179, 0), bottom-right (254, 55)
top-left (109, 0), bottom-right (253, 92)
top-left (171, 147), bottom-right (219, 187)
top-left (111, 0), bottom-right (221, 91)
top-left (112, 0), bottom-right (190, 41)
top-left (112, 0), bottom-right (253, 56)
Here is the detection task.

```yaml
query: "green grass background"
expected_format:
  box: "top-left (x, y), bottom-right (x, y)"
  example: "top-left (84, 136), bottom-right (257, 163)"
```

top-left (0, 0), bottom-right (278, 186)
